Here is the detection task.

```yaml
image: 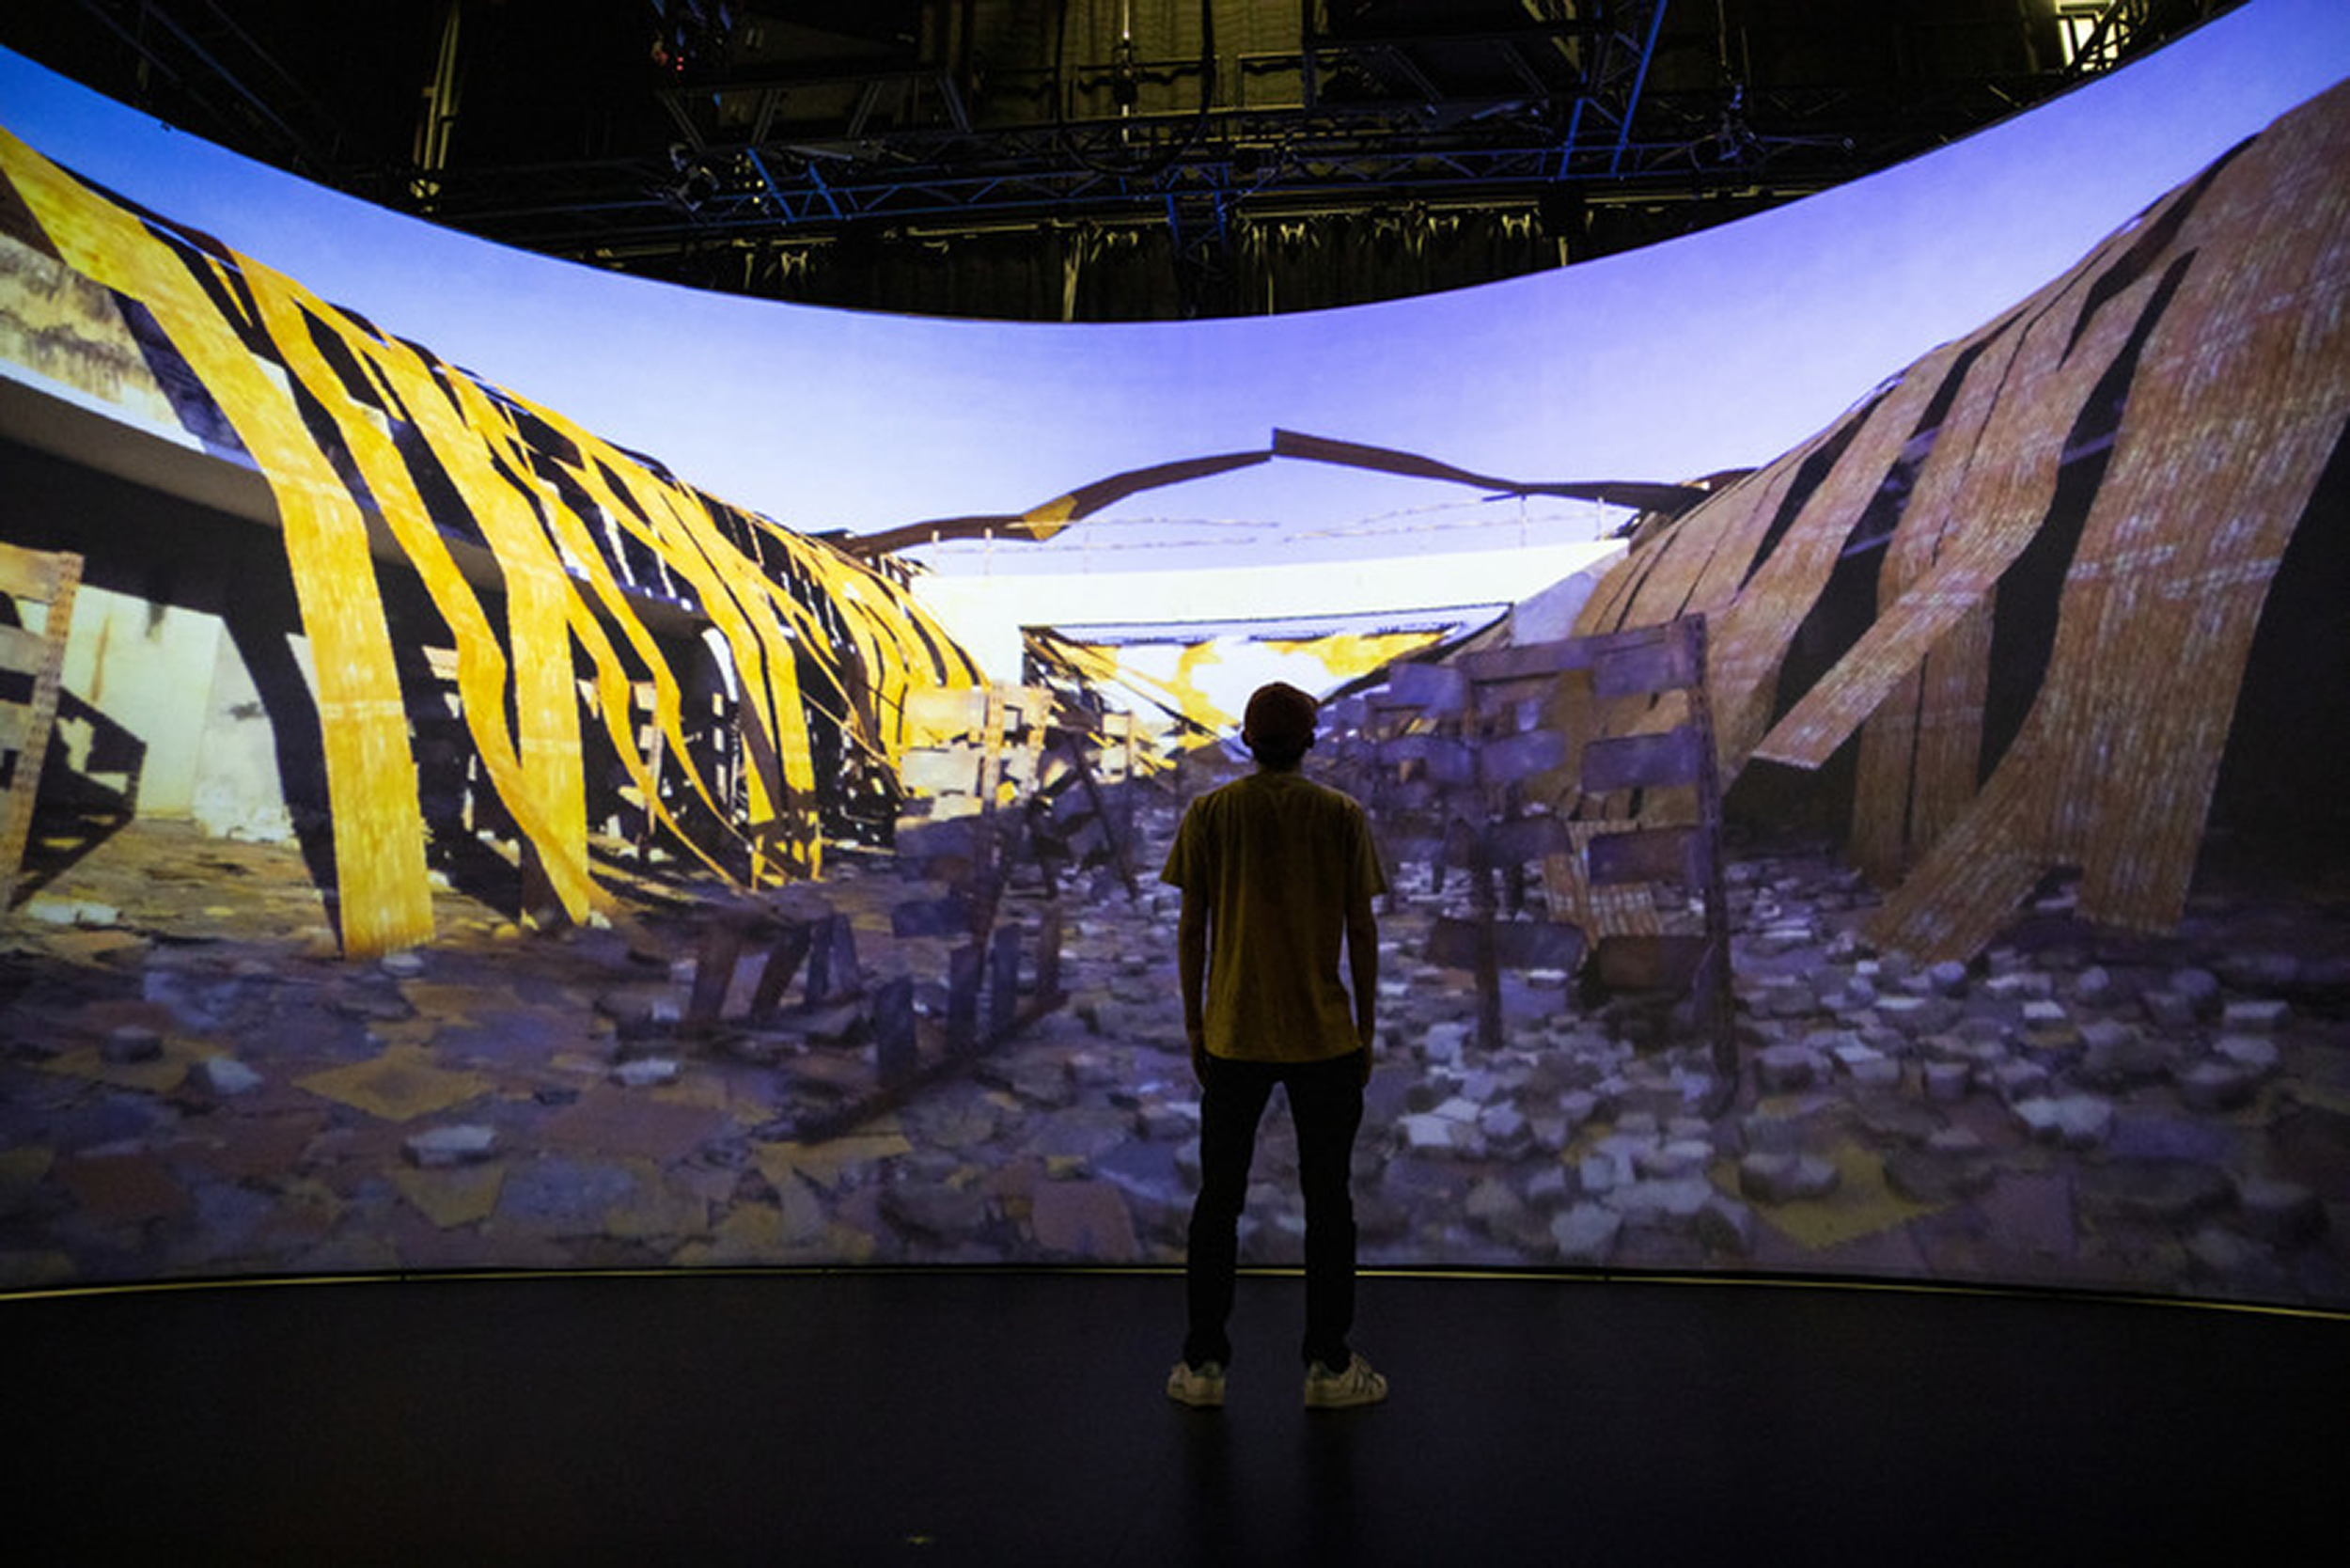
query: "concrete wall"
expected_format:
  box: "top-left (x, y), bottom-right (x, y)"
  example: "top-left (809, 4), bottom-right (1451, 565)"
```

top-left (3, 438), bottom-right (298, 842)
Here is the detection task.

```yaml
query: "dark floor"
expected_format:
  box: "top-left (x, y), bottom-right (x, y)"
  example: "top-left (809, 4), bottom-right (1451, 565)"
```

top-left (10, 1268), bottom-right (2343, 1565)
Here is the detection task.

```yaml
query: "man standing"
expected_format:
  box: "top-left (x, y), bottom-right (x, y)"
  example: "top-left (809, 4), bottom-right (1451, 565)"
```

top-left (1160, 682), bottom-right (1389, 1410)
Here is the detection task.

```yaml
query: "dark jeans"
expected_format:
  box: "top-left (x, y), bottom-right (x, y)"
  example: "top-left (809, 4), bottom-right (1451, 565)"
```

top-left (1183, 1049), bottom-right (1366, 1371)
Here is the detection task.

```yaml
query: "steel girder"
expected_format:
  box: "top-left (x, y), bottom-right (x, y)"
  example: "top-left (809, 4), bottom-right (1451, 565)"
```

top-left (408, 3), bottom-right (1688, 259)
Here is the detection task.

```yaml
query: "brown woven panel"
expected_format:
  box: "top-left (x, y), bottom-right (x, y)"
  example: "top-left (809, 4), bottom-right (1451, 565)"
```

top-left (2062, 98), bottom-right (2350, 931)
top-left (1907, 602), bottom-right (1994, 860)
top-left (1862, 742), bottom-right (2047, 960)
top-left (1680, 438), bottom-right (1835, 619)
top-left (1589, 79), bottom-right (2350, 958)
top-left (1626, 452), bottom-right (1804, 630)
top-left (1706, 353), bottom-right (1959, 770)
top-left (1843, 309), bottom-right (2031, 881)
top-left (1872, 127), bottom-right (2350, 957)
top-left (1747, 233), bottom-right (2154, 774)
top-left (1847, 666), bottom-right (1919, 886)
top-left (1575, 530), bottom-right (1654, 636)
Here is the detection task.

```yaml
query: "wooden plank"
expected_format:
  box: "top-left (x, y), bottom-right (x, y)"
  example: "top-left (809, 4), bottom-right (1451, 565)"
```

top-left (1581, 728), bottom-right (1704, 792)
top-left (1850, 327), bottom-right (2017, 882)
top-left (873, 976), bottom-right (918, 1084)
top-left (0, 541), bottom-right (70, 600)
top-left (1376, 734), bottom-right (1477, 785)
top-left (1425, 916), bottom-right (1485, 969)
top-left (1486, 814), bottom-right (1572, 865)
top-left (1473, 674), bottom-right (1562, 711)
top-left (986, 923), bottom-right (1022, 1042)
top-left (1430, 913), bottom-right (1586, 973)
top-left (1553, 827), bottom-right (1664, 937)
top-left (0, 624), bottom-right (48, 679)
top-left (747, 920), bottom-right (814, 1023)
top-left (1624, 445), bottom-right (1815, 630)
top-left (1492, 919), bottom-right (1587, 972)
top-left (1847, 671), bottom-right (1919, 886)
top-left (1593, 933), bottom-right (1712, 992)
top-left (903, 684), bottom-right (988, 737)
top-left (1706, 345), bottom-right (1964, 772)
top-left (1910, 602), bottom-right (1992, 861)
top-left (901, 747), bottom-right (984, 796)
top-left (1591, 622), bottom-right (1702, 698)
top-left (1586, 824), bottom-right (1708, 886)
top-left (2063, 100), bottom-right (2350, 933)
top-left (1386, 661), bottom-right (1466, 715)
top-left (891, 893), bottom-right (973, 939)
top-left (901, 815), bottom-right (986, 857)
top-left (945, 942), bottom-right (981, 1053)
top-left (684, 922), bottom-right (746, 1032)
top-left (806, 913), bottom-right (860, 1003)
top-left (1458, 640), bottom-right (1598, 684)
top-left (1479, 728), bottom-right (1567, 785)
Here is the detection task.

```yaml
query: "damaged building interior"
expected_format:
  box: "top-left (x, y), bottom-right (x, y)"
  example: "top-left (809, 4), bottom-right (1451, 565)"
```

top-left (2, 2), bottom-right (2346, 1560)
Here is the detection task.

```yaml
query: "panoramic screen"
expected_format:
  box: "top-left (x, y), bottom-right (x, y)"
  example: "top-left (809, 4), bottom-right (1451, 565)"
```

top-left (2, 0), bottom-right (2346, 1309)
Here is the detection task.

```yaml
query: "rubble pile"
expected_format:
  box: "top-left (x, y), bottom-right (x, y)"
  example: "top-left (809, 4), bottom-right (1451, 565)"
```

top-left (3, 813), bottom-right (2345, 1309)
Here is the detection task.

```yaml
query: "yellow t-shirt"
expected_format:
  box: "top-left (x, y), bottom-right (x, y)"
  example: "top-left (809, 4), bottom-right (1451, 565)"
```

top-left (1160, 770), bottom-right (1388, 1063)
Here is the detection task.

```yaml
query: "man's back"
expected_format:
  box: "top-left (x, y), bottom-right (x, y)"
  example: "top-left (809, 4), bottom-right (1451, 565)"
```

top-left (1160, 681), bottom-right (1391, 1409)
top-left (1163, 769), bottom-right (1385, 1064)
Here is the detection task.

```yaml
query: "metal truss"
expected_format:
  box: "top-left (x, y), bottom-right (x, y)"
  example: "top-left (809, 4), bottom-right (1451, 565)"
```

top-left (409, 3), bottom-right (1689, 259)
top-left (394, 0), bottom-right (2091, 272)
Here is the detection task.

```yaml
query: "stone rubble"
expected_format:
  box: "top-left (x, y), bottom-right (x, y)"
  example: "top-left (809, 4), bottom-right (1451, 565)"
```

top-left (0, 813), bottom-right (2345, 1309)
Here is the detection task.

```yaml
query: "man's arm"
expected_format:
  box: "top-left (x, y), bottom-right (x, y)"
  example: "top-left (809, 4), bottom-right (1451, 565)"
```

top-left (1178, 888), bottom-right (1210, 1083)
top-left (1346, 889), bottom-right (1378, 1081)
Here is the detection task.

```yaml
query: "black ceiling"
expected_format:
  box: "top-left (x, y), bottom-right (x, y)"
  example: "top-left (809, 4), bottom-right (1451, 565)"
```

top-left (2, 1), bottom-right (2246, 320)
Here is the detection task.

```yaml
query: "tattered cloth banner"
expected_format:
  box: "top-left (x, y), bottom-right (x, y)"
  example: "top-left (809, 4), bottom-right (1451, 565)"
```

top-left (1571, 77), bottom-right (2350, 962)
top-left (0, 127), bottom-right (981, 954)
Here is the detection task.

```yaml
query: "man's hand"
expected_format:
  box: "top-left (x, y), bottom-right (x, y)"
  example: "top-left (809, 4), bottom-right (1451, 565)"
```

top-left (1346, 892), bottom-right (1378, 1090)
top-left (1178, 891), bottom-right (1210, 1086)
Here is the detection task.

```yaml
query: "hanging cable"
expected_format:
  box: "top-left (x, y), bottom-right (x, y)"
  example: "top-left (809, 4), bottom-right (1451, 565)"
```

top-left (1051, 0), bottom-right (1218, 180)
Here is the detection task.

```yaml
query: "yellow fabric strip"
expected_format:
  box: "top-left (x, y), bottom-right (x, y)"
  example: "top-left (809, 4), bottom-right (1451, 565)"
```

top-left (1, 132), bottom-right (433, 953)
top-left (240, 270), bottom-right (602, 924)
top-left (516, 416), bottom-right (744, 851)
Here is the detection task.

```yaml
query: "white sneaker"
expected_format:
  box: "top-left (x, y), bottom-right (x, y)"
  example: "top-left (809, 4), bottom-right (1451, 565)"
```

top-left (1303, 1353), bottom-right (1388, 1409)
top-left (1167, 1360), bottom-right (1227, 1409)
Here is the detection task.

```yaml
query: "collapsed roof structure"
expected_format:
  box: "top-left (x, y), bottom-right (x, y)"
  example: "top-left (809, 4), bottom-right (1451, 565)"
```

top-left (0, 126), bottom-right (982, 955)
top-left (1567, 76), bottom-right (2350, 961)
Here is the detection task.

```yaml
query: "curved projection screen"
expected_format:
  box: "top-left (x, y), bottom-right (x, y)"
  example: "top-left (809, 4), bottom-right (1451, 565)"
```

top-left (2, 1), bottom-right (2347, 1308)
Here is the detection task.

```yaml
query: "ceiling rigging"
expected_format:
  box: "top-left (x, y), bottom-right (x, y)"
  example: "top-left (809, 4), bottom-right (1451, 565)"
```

top-left (2, 1), bottom-right (2247, 319)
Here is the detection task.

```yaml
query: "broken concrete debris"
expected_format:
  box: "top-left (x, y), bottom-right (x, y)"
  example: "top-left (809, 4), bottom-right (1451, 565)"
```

top-left (0, 811), bottom-right (2344, 1309)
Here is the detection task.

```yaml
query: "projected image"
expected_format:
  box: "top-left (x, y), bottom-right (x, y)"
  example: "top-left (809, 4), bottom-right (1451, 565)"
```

top-left (3, 17), bottom-right (2348, 1308)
